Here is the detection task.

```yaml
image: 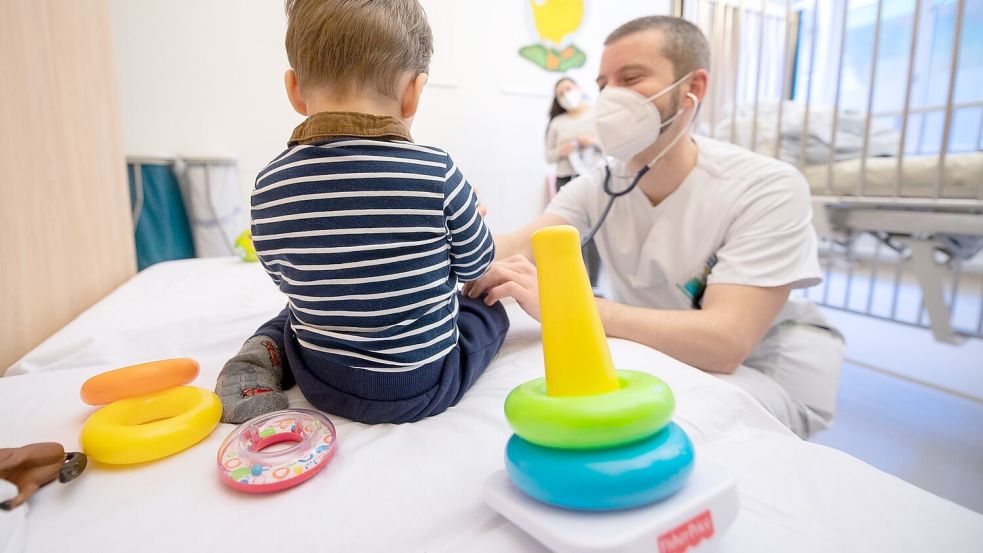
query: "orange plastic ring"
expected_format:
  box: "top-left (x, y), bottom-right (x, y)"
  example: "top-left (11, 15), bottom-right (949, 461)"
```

top-left (80, 358), bottom-right (200, 405)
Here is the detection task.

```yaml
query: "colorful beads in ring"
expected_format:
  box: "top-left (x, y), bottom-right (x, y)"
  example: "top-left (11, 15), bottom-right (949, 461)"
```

top-left (504, 370), bottom-right (675, 450)
top-left (80, 386), bottom-right (222, 464)
top-left (217, 409), bottom-right (337, 493)
top-left (505, 422), bottom-right (695, 511)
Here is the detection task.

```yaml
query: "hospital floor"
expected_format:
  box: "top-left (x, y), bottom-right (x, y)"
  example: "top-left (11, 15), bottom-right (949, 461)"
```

top-left (810, 310), bottom-right (983, 515)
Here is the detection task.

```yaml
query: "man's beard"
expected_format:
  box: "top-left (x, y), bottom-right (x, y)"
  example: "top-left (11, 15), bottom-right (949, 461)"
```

top-left (659, 90), bottom-right (683, 126)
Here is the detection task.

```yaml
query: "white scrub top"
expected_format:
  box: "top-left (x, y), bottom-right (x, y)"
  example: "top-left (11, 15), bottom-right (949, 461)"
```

top-left (546, 135), bottom-right (828, 337)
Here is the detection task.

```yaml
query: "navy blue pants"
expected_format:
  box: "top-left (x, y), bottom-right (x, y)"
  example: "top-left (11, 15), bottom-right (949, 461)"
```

top-left (254, 294), bottom-right (509, 424)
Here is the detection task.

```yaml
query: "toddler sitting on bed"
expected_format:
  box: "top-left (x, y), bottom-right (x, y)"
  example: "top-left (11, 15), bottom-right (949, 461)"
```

top-left (215, 0), bottom-right (509, 424)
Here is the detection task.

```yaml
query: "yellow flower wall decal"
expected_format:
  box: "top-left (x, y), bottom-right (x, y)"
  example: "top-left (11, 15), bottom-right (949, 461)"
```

top-left (520, 0), bottom-right (587, 72)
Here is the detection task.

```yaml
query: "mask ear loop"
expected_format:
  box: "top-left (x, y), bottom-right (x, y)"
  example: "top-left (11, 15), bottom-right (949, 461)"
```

top-left (657, 89), bottom-right (697, 129)
top-left (639, 71), bottom-right (696, 105)
top-left (643, 92), bottom-right (700, 170)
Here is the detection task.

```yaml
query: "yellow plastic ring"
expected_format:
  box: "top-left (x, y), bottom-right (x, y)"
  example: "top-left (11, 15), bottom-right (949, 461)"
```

top-left (504, 370), bottom-right (675, 450)
top-left (81, 386), bottom-right (222, 464)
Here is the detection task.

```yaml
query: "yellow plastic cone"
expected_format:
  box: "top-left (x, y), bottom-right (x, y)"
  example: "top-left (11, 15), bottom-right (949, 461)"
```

top-left (532, 225), bottom-right (620, 396)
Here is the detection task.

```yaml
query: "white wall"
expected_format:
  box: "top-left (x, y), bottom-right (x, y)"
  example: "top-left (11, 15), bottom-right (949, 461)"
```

top-left (110, 0), bottom-right (672, 233)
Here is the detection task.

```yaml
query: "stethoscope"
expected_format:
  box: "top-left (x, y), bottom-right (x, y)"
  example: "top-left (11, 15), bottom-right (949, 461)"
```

top-left (580, 93), bottom-right (700, 247)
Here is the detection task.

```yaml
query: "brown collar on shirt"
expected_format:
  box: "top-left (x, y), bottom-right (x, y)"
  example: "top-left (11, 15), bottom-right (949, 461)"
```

top-left (288, 111), bottom-right (412, 146)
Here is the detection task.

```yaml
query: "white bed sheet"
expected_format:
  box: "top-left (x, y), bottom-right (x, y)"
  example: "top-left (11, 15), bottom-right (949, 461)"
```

top-left (803, 151), bottom-right (983, 199)
top-left (3, 258), bottom-right (982, 552)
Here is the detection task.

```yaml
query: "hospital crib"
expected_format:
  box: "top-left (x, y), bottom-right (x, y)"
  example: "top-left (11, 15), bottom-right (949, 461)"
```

top-left (679, 0), bottom-right (983, 344)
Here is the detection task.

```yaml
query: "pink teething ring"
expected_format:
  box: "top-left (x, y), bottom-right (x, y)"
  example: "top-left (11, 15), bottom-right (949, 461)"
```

top-left (217, 409), bottom-right (336, 493)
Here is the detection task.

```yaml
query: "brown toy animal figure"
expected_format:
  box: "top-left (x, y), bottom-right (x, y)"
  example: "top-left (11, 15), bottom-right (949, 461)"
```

top-left (0, 443), bottom-right (86, 510)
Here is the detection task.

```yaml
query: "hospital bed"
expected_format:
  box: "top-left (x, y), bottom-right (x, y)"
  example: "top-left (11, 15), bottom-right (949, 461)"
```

top-left (2, 257), bottom-right (982, 552)
top-left (686, 0), bottom-right (983, 344)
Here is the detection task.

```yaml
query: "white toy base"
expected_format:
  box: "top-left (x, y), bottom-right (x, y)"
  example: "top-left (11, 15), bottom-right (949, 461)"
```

top-left (483, 460), bottom-right (739, 553)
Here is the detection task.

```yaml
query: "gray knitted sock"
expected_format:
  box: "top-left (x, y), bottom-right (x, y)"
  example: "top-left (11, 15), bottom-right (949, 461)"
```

top-left (215, 336), bottom-right (289, 424)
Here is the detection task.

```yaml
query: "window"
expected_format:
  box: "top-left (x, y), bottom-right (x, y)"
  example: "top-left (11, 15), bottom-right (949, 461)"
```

top-left (792, 0), bottom-right (983, 154)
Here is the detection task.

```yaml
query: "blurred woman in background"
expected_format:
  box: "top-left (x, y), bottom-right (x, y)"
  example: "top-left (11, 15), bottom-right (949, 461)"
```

top-left (545, 77), bottom-right (601, 190)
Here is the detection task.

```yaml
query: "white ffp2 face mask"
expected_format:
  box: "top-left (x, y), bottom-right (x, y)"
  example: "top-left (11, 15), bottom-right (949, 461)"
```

top-left (558, 89), bottom-right (583, 111)
top-left (593, 72), bottom-right (693, 161)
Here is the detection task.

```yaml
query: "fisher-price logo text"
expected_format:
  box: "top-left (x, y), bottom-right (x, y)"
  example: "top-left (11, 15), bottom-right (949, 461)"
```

top-left (657, 510), bottom-right (715, 553)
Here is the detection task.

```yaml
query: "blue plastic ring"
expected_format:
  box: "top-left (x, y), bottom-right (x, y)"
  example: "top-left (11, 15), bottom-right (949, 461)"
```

top-left (505, 422), bottom-right (695, 511)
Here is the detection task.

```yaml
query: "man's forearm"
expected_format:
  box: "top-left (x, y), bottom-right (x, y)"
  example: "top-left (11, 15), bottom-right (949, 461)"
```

top-left (595, 298), bottom-right (749, 374)
top-left (493, 231), bottom-right (536, 261)
top-left (491, 213), bottom-right (569, 262)
top-left (493, 232), bottom-right (522, 260)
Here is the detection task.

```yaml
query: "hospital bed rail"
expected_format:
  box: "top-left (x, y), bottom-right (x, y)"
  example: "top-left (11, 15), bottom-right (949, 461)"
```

top-left (679, 0), bottom-right (983, 344)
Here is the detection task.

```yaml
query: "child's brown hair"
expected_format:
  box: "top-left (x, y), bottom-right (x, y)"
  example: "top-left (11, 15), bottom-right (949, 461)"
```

top-left (285, 0), bottom-right (433, 99)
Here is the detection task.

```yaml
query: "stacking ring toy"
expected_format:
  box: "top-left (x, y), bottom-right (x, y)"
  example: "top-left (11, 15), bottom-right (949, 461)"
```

top-left (505, 422), bottom-right (695, 511)
top-left (217, 409), bottom-right (337, 493)
top-left (505, 370), bottom-right (675, 450)
top-left (81, 358), bottom-right (199, 405)
top-left (81, 386), bottom-right (221, 464)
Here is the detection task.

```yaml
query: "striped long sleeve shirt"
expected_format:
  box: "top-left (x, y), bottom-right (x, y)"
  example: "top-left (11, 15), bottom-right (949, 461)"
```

top-left (251, 112), bottom-right (495, 372)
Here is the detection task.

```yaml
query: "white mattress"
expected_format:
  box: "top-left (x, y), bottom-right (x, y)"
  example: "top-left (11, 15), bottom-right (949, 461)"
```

top-left (803, 151), bottom-right (983, 199)
top-left (3, 258), bottom-right (982, 552)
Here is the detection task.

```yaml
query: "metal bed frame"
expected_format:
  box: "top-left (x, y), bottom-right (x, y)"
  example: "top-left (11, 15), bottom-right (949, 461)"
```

top-left (679, 0), bottom-right (983, 343)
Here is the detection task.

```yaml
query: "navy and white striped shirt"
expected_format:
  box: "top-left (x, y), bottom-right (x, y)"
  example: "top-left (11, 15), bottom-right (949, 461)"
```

top-left (252, 132), bottom-right (494, 372)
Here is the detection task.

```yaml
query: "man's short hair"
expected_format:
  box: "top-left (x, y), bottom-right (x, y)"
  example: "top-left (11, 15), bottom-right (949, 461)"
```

top-left (605, 16), bottom-right (710, 79)
top-left (285, 0), bottom-right (433, 99)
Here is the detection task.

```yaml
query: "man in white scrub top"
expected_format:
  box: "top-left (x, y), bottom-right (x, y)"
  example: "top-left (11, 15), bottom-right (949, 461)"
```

top-left (465, 16), bottom-right (844, 438)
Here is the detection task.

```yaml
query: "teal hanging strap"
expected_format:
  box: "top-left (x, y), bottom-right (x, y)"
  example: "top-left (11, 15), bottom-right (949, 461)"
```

top-left (128, 161), bottom-right (196, 271)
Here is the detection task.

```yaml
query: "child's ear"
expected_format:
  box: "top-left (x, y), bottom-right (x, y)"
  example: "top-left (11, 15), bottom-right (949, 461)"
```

top-left (400, 73), bottom-right (428, 120)
top-left (284, 69), bottom-right (308, 116)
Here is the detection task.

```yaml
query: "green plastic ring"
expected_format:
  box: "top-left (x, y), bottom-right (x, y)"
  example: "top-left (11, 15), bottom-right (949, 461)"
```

top-left (504, 370), bottom-right (675, 450)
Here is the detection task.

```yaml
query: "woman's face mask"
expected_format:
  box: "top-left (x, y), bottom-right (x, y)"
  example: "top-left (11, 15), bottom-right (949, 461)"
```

top-left (558, 88), bottom-right (583, 111)
top-left (593, 72), bottom-right (693, 162)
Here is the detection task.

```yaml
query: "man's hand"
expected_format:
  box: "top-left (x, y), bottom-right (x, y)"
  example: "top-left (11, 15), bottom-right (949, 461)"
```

top-left (462, 255), bottom-right (541, 321)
